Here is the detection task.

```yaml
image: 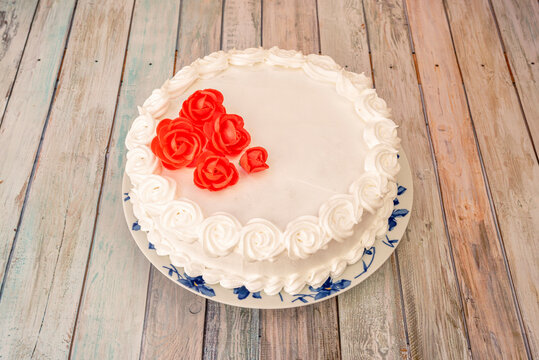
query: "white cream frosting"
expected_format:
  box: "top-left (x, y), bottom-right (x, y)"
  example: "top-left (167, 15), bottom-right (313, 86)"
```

top-left (284, 216), bottom-right (329, 260)
top-left (319, 194), bottom-right (359, 241)
top-left (240, 219), bottom-right (284, 262)
top-left (125, 145), bottom-right (159, 185)
top-left (194, 51), bottom-right (229, 79)
top-left (163, 65), bottom-right (197, 98)
top-left (159, 199), bottom-right (203, 243)
top-left (200, 213), bottom-right (241, 257)
top-left (142, 88), bottom-right (169, 118)
top-left (125, 48), bottom-right (401, 295)
top-left (125, 107), bottom-right (156, 151)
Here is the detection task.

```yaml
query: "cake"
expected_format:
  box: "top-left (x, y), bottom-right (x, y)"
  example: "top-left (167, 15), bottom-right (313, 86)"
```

top-left (125, 47), bottom-right (400, 295)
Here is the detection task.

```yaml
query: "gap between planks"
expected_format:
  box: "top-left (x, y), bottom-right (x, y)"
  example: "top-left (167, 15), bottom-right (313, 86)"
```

top-left (0, 0), bottom-right (80, 301)
top-left (67, 1), bottom-right (138, 357)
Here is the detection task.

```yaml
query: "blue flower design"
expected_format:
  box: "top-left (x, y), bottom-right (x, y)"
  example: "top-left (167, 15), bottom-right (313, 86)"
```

top-left (309, 277), bottom-right (351, 300)
top-left (382, 235), bottom-right (398, 248)
top-left (397, 185), bottom-right (407, 195)
top-left (132, 221), bottom-right (141, 231)
top-left (292, 276), bottom-right (351, 303)
top-left (148, 242), bottom-right (155, 250)
top-left (123, 192), bottom-right (130, 201)
top-left (163, 265), bottom-right (215, 297)
top-left (388, 209), bottom-right (409, 231)
top-left (355, 247), bottom-right (376, 278)
top-left (233, 286), bottom-right (261, 300)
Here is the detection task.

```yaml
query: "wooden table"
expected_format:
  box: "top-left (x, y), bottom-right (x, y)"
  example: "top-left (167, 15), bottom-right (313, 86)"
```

top-left (0, 0), bottom-right (537, 358)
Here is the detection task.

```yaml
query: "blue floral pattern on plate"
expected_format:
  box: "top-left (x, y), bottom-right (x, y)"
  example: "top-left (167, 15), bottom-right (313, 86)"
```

top-left (233, 286), bottom-right (262, 300)
top-left (125, 180), bottom-right (410, 305)
top-left (163, 264), bottom-right (216, 297)
top-left (292, 277), bottom-right (352, 303)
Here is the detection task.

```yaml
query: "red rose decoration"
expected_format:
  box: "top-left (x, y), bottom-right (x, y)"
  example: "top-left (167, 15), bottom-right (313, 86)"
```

top-left (151, 118), bottom-right (207, 169)
top-left (205, 114), bottom-right (251, 156)
top-left (179, 89), bottom-right (225, 127)
top-left (193, 151), bottom-right (239, 191)
top-left (239, 147), bottom-right (269, 173)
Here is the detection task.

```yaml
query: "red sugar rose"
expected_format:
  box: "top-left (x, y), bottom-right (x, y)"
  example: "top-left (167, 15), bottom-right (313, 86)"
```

top-left (180, 89), bottom-right (225, 127)
top-left (151, 117), bottom-right (207, 170)
top-left (205, 114), bottom-right (251, 156)
top-left (239, 147), bottom-right (269, 173)
top-left (193, 151), bottom-right (239, 191)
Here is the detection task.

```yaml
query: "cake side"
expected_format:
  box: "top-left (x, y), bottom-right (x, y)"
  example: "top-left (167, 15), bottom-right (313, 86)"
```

top-left (125, 47), bottom-right (400, 295)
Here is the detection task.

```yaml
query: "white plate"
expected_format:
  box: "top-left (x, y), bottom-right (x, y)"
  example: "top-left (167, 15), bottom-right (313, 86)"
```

top-left (122, 152), bottom-right (413, 309)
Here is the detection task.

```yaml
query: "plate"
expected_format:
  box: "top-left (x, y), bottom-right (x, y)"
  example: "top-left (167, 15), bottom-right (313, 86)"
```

top-left (122, 152), bottom-right (413, 309)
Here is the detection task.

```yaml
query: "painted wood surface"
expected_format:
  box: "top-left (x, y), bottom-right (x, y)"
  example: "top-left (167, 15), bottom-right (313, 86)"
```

top-left (69, 0), bottom-right (181, 358)
top-left (139, 1), bottom-right (223, 358)
top-left (0, 0), bottom-right (39, 122)
top-left (0, 0), bottom-right (76, 284)
top-left (0, 0), bottom-right (135, 358)
top-left (363, 0), bottom-right (471, 358)
top-left (444, 0), bottom-right (539, 355)
top-left (490, 0), bottom-right (539, 146)
top-left (405, 0), bottom-right (528, 357)
top-left (202, 2), bottom-right (261, 359)
top-left (0, 0), bottom-right (537, 358)
top-left (317, 1), bottom-right (409, 358)
top-left (261, 1), bottom-right (340, 359)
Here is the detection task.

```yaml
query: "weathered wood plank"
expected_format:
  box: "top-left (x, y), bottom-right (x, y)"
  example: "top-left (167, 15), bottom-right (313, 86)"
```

top-left (204, 303), bottom-right (260, 360)
top-left (69, 0), bottom-right (181, 358)
top-left (141, 271), bottom-right (206, 360)
top-left (364, 0), bottom-right (471, 358)
top-left (405, 0), bottom-right (528, 357)
top-left (0, 0), bottom-right (135, 358)
top-left (0, 0), bottom-right (76, 284)
top-left (261, 1), bottom-right (340, 359)
top-left (222, 0), bottom-right (261, 50)
top-left (317, 1), bottom-right (409, 358)
top-left (337, 258), bottom-right (407, 359)
top-left (202, 1), bottom-right (261, 359)
top-left (0, 0), bottom-right (39, 124)
top-left (140, 1), bottom-right (223, 358)
top-left (262, 0), bottom-right (319, 51)
top-left (443, 0), bottom-right (539, 355)
top-left (261, 299), bottom-right (340, 360)
top-left (490, 0), bottom-right (539, 146)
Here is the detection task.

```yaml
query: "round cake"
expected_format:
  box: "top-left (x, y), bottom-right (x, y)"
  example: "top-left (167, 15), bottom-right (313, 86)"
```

top-left (125, 47), bottom-right (400, 295)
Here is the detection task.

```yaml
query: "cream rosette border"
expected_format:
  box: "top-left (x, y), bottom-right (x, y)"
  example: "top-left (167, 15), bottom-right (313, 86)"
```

top-left (125, 47), bottom-right (401, 295)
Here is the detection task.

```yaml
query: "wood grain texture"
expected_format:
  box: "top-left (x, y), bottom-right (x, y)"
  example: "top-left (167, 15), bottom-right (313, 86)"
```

top-left (69, 0), bottom-right (181, 358)
top-left (363, 0), bottom-right (471, 358)
top-left (140, 1), bottom-right (223, 358)
top-left (261, 299), bottom-right (340, 360)
top-left (222, 0), bottom-right (261, 50)
top-left (489, 0), bottom-right (539, 146)
top-left (141, 271), bottom-right (206, 360)
top-left (405, 0), bottom-right (528, 357)
top-left (318, 0), bottom-right (370, 76)
top-left (202, 2), bottom-right (261, 359)
top-left (443, 0), bottom-right (539, 355)
top-left (204, 304), bottom-right (260, 360)
top-left (0, 0), bottom-right (135, 358)
top-left (0, 0), bottom-right (76, 284)
top-left (261, 1), bottom-right (340, 359)
top-left (262, 0), bottom-right (319, 51)
top-left (317, 1), bottom-right (409, 358)
top-left (0, 0), bottom-right (39, 124)
top-left (338, 258), bottom-right (407, 359)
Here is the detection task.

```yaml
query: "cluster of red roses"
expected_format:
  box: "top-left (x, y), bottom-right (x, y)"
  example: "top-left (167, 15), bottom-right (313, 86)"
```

top-left (150, 89), bottom-right (269, 191)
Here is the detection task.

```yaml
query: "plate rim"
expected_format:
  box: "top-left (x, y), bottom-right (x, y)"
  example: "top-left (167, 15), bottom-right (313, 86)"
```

top-left (122, 152), bottom-right (413, 309)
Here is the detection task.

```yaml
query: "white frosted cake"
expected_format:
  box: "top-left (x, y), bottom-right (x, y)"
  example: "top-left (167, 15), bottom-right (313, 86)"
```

top-left (125, 47), bottom-right (400, 295)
